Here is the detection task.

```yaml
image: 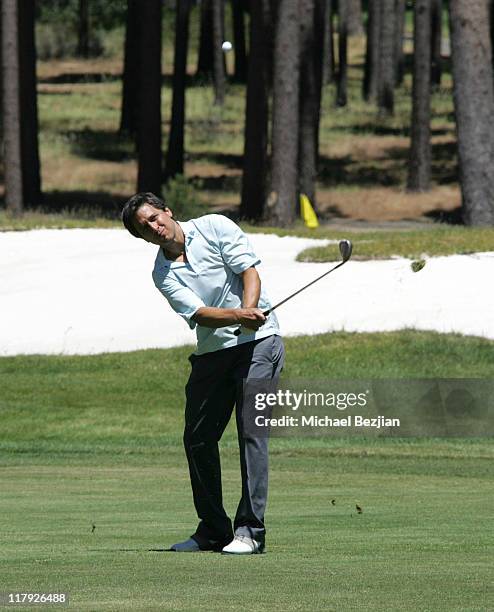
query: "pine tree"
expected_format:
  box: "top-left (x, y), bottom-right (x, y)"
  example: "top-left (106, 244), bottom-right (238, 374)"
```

top-left (240, 0), bottom-right (273, 220)
top-left (1, 0), bottom-right (23, 215)
top-left (268, 0), bottom-right (301, 226)
top-left (449, 0), bottom-right (494, 224)
top-left (408, 0), bottom-right (432, 191)
top-left (136, 0), bottom-right (162, 193)
top-left (165, 0), bottom-right (192, 180)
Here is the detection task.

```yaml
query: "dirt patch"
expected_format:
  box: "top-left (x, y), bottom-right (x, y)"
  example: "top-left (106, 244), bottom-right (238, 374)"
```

top-left (185, 162), bottom-right (241, 178)
top-left (317, 185), bottom-right (461, 222)
top-left (42, 154), bottom-right (136, 196)
top-left (37, 58), bottom-right (123, 80)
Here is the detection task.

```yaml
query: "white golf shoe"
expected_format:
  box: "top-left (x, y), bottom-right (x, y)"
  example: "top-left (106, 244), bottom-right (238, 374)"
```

top-left (222, 535), bottom-right (264, 555)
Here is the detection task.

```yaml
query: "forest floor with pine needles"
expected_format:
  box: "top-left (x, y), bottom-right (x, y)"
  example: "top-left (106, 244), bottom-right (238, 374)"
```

top-left (2, 31), bottom-right (493, 258)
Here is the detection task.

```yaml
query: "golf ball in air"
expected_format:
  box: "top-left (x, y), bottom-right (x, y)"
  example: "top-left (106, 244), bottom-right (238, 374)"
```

top-left (222, 41), bottom-right (233, 52)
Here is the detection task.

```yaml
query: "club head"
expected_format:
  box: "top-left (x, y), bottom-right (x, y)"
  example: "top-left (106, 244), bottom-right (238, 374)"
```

top-left (339, 239), bottom-right (353, 263)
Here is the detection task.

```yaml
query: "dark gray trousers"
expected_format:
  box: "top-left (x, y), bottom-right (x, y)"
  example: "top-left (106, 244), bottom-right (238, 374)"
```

top-left (184, 334), bottom-right (285, 548)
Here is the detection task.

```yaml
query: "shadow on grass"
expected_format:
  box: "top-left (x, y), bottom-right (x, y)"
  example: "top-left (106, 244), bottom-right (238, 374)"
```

top-left (385, 141), bottom-right (457, 186)
top-left (431, 141), bottom-right (458, 185)
top-left (425, 206), bottom-right (464, 225)
top-left (187, 151), bottom-right (243, 168)
top-left (38, 72), bottom-right (121, 85)
top-left (318, 154), bottom-right (403, 187)
top-left (88, 548), bottom-right (219, 553)
top-left (318, 205), bottom-right (350, 220)
top-left (343, 123), bottom-right (450, 138)
top-left (38, 72), bottom-right (225, 88)
top-left (189, 174), bottom-right (242, 191)
top-left (39, 190), bottom-right (128, 219)
top-left (318, 138), bottom-right (457, 188)
top-left (65, 128), bottom-right (135, 162)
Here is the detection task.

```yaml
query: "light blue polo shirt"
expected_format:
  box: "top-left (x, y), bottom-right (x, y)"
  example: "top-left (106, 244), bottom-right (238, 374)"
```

top-left (152, 214), bottom-right (280, 355)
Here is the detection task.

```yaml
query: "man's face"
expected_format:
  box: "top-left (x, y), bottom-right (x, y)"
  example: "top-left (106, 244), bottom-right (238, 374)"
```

top-left (133, 204), bottom-right (178, 246)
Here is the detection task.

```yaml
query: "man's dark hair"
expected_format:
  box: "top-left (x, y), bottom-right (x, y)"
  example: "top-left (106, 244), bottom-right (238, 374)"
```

top-left (121, 192), bottom-right (169, 239)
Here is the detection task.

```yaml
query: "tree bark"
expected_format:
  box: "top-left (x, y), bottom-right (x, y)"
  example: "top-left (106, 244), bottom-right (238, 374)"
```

top-left (336, 0), bottom-right (348, 106)
top-left (394, 0), bottom-right (406, 86)
top-left (491, 1), bottom-right (494, 70)
top-left (363, 0), bottom-right (381, 101)
top-left (18, 0), bottom-right (41, 206)
top-left (136, 0), bottom-right (162, 194)
top-left (212, 0), bottom-right (226, 104)
top-left (240, 0), bottom-right (273, 220)
top-left (299, 0), bottom-right (326, 207)
top-left (430, 0), bottom-right (443, 87)
top-left (449, 0), bottom-right (494, 225)
top-left (408, 0), bottom-right (431, 191)
top-left (165, 0), bottom-right (192, 180)
top-left (231, 0), bottom-right (248, 82)
top-left (268, 0), bottom-right (301, 226)
top-left (322, 0), bottom-right (336, 84)
top-left (1, 0), bottom-right (23, 215)
top-left (377, 0), bottom-right (395, 114)
top-left (120, 0), bottom-right (139, 134)
top-left (197, 0), bottom-right (214, 77)
top-left (347, 0), bottom-right (363, 35)
top-left (77, 0), bottom-right (90, 58)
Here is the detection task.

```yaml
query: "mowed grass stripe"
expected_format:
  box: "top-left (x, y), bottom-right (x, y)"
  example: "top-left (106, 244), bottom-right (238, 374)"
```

top-left (1, 331), bottom-right (493, 456)
top-left (0, 458), bottom-right (492, 611)
top-left (1, 331), bottom-right (493, 609)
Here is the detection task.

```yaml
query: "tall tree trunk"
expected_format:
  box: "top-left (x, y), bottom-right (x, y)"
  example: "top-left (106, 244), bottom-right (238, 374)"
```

top-left (212, 0), bottom-right (226, 104)
top-left (299, 0), bottom-right (326, 207)
top-left (394, 0), bottom-right (406, 86)
top-left (136, 0), bottom-right (162, 193)
top-left (430, 0), bottom-right (443, 87)
top-left (77, 0), bottom-right (89, 58)
top-left (2, 0), bottom-right (23, 215)
top-left (363, 0), bottom-right (381, 101)
top-left (165, 0), bottom-right (192, 180)
top-left (491, 1), bottom-right (494, 70)
top-left (347, 0), bottom-right (363, 35)
top-left (120, 0), bottom-right (139, 134)
top-left (231, 0), bottom-right (247, 82)
top-left (336, 0), bottom-right (348, 106)
top-left (18, 0), bottom-right (41, 206)
top-left (240, 0), bottom-right (273, 220)
top-left (197, 0), bottom-right (214, 77)
top-left (268, 0), bottom-right (301, 226)
top-left (377, 0), bottom-right (395, 115)
top-left (322, 0), bottom-right (336, 84)
top-left (408, 0), bottom-right (431, 191)
top-left (449, 0), bottom-right (494, 225)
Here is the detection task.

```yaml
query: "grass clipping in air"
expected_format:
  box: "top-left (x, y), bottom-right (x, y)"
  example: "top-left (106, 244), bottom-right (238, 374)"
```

top-left (411, 259), bottom-right (426, 272)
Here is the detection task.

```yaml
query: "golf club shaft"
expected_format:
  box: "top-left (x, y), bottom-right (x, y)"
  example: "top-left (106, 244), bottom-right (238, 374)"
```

top-left (233, 239), bottom-right (352, 336)
top-left (263, 259), bottom-right (346, 315)
top-left (234, 258), bottom-right (348, 335)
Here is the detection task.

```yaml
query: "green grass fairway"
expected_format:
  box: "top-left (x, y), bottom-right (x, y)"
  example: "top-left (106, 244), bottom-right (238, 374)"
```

top-left (1, 332), bottom-right (493, 611)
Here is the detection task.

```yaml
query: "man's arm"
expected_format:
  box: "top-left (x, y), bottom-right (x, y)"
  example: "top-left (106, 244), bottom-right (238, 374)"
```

top-left (192, 267), bottom-right (265, 330)
top-left (240, 266), bottom-right (261, 308)
top-left (192, 306), bottom-right (265, 329)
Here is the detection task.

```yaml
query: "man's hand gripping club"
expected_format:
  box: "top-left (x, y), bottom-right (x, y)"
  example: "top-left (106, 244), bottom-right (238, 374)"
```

top-left (192, 267), bottom-right (266, 334)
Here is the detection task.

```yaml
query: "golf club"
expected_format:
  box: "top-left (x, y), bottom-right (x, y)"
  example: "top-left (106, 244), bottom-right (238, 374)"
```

top-left (234, 239), bottom-right (353, 336)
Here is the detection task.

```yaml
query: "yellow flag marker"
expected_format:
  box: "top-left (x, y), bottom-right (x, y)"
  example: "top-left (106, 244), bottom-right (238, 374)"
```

top-left (300, 193), bottom-right (319, 229)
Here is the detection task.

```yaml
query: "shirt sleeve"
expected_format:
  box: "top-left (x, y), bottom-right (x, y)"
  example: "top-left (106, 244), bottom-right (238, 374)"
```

top-left (153, 273), bottom-right (205, 330)
top-left (211, 215), bottom-right (261, 274)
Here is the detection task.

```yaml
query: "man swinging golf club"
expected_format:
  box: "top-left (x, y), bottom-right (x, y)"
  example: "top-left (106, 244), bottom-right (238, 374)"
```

top-left (121, 192), bottom-right (285, 555)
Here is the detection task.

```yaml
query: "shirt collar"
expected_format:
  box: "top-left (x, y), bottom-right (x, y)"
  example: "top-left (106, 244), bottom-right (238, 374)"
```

top-left (176, 220), bottom-right (197, 248)
top-left (157, 220), bottom-right (197, 269)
